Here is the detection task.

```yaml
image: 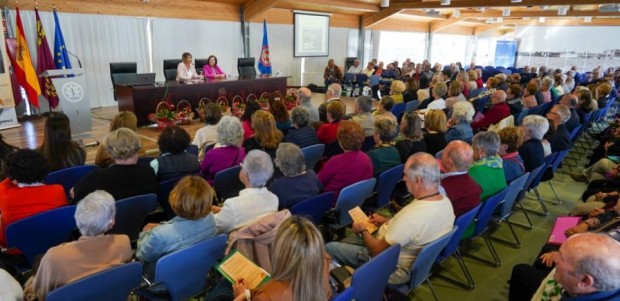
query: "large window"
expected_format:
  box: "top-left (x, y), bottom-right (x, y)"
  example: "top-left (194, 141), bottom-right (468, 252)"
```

top-left (377, 31), bottom-right (427, 64)
top-left (430, 33), bottom-right (469, 66)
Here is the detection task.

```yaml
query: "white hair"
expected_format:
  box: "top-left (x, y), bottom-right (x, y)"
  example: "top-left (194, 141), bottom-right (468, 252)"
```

top-left (217, 116), bottom-right (244, 146)
top-left (75, 190), bottom-right (116, 236)
top-left (522, 115), bottom-right (549, 140)
top-left (242, 150), bottom-right (274, 187)
top-left (452, 101), bottom-right (475, 122)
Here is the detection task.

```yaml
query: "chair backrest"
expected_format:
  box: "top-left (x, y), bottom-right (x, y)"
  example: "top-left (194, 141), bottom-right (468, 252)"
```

top-left (335, 178), bottom-right (377, 226)
top-left (515, 109), bottom-right (529, 126)
top-left (473, 187), bottom-right (509, 236)
top-left (158, 177), bottom-right (182, 219)
top-left (333, 286), bottom-right (354, 301)
top-left (213, 165), bottom-right (244, 203)
top-left (351, 244), bottom-right (401, 301)
top-left (45, 165), bottom-right (99, 201)
top-left (138, 156), bottom-right (156, 167)
top-left (6, 206), bottom-right (77, 266)
top-left (109, 194), bottom-right (157, 241)
top-left (343, 72), bottom-right (355, 83)
top-left (163, 59), bottom-right (181, 74)
top-left (46, 262), bottom-right (142, 301)
top-left (409, 227), bottom-right (457, 289)
top-left (550, 149), bottom-right (570, 172)
top-left (568, 124), bottom-right (583, 142)
top-left (438, 203), bottom-right (481, 261)
top-left (194, 58), bottom-right (209, 72)
top-left (155, 234), bottom-right (227, 301)
top-left (375, 164), bottom-right (404, 208)
top-left (185, 144), bottom-right (199, 156)
top-left (361, 136), bottom-right (376, 152)
top-left (238, 57), bottom-right (256, 77)
top-left (290, 192), bottom-right (334, 224)
top-left (301, 144), bottom-right (325, 170)
top-left (110, 62), bottom-right (137, 87)
top-left (405, 100), bottom-right (420, 112)
top-left (369, 75), bottom-right (380, 86)
top-left (390, 102), bottom-right (406, 120)
top-left (356, 74), bottom-right (368, 84)
top-left (324, 140), bottom-right (344, 158)
top-left (530, 153), bottom-right (556, 191)
top-left (496, 172), bottom-right (529, 221)
top-left (164, 69), bottom-right (177, 81)
top-left (516, 163), bottom-right (545, 203)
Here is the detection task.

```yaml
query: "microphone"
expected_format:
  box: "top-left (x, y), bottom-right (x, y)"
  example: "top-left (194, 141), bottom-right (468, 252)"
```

top-left (65, 50), bottom-right (82, 68)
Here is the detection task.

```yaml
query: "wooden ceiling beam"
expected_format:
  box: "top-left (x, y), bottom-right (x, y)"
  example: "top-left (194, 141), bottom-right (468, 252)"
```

top-left (472, 23), bottom-right (504, 35)
top-left (399, 10), bottom-right (448, 19)
top-left (460, 9), bottom-right (620, 18)
top-left (392, 0), bottom-right (620, 10)
top-left (244, 0), bottom-right (279, 21)
top-left (506, 18), bottom-right (620, 26)
top-left (276, 0), bottom-right (379, 13)
top-left (362, 7), bottom-right (402, 28)
top-left (430, 16), bottom-right (464, 32)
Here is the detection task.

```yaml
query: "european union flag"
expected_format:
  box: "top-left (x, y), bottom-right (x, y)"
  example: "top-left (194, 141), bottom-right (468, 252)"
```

top-left (257, 20), bottom-right (272, 75)
top-left (53, 9), bottom-right (72, 70)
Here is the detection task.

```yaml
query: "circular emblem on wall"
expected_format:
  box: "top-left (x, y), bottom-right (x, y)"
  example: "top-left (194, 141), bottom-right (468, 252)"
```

top-left (61, 82), bottom-right (84, 103)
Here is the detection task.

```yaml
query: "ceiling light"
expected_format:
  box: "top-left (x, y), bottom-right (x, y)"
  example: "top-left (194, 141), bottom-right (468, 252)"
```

top-left (510, 0), bottom-right (522, 2)
top-left (584, 16), bottom-right (592, 22)
top-left (441, 0), bottom-right (450, 5)
top-left (558, 6), bottom-right (568, 16)
top-left (539, 17), bottom-right (546, 23)
top-left (503, 8), bottom-right (511, 17)
top-left (381, 0), bottom-right (389, 8)
top-left (453, 9), bottom-right (460, 17)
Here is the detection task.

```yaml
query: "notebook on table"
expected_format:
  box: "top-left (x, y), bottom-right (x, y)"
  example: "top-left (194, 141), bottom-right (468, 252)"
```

top-left (547, 216), bottom-right (582, 245)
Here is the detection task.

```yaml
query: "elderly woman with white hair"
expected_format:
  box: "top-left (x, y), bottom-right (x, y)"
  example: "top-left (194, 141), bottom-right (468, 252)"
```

top-left (445, 100), bottom-right (475, 143)
top-left (213, 150), bottom-right (278, 234)
top-left (26, 191), bottom-right (132, 300)
top-left (518, 115), bottom-right (549, 172)
top-left (200, 116), bottom-right (246, 186)
top-left (270, 143), bottom-right (322, 209)
top-left (469, 131), bottom-right (507, 203)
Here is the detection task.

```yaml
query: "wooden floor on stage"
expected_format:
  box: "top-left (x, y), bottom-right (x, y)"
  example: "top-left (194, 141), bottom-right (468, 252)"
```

top-left (0, 93), bottom-right (367, 164)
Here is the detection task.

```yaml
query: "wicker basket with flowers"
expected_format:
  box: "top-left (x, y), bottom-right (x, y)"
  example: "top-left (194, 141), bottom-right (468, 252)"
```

top-left (148, 101), bottom-right (178, 129)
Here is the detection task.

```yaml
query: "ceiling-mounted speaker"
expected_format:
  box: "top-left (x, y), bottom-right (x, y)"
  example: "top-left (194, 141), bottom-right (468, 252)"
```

top-left (441, 0), bottom-right (450, 5)
top-left (381, 0), bottom-right (389, 8)
top-left (503, 9), bottom-right (511, 17)
top-left (558, 6), bottom-right (569, 15)
top-left (453, 9), bottom-right (460, 17)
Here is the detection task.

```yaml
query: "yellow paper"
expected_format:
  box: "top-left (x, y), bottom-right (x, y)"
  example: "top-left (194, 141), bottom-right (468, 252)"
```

top-left (217, 251), bottom-right (270, 289)
top-left (348, 206), bottom-right (378, 233)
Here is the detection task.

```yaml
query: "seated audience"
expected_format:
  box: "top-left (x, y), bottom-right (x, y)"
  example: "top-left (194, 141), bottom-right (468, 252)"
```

top-left (575, 88), bottom-right (597, 122)
top-left (423, 109), bottom-right (448, 156)
top-left (440, 141), bottom-right (482, 217)
top-left (368, 118), bottom-right (400, 177)
top-left (72, 128), bottom-right (158, 202)
top-left (445, 81), bottom-right (467, 112)
top-left (427, 82), bottom-right (447, 110)
top-left (95, 111), bottom-right (145, 168)
top-left (284, 107), bottom-right (320, 149)
top-left (318, 121), bottom-right (373, 202)
top-left (347, 59), bottom-right (362, 74)
top-left (518, 115), bottom-right (549, 172)
top-left (498, 127), bottom-right (526, 183)
top-left (243, 110), bottom-right (283, 158)
top-left (213, 150), bottom-right (278, 234)
top-left (270, 143), bottom-right (322, 210)
top-left (270, 100), bottom-right (291, 132)
top-left (136, 176), bottom-right (217, 276)
top-left (0, 133), bottom-right (17, 181)
top-left (445, 100), bottom-right (475, 143)
top-left (469, 131), bottom-right (507, 201)
top-left (506, 84), bottom-right (524, 116)
top-left (395, 112), bottom-right (427, 163)
top-left (326, 153), bottom-right (455, 285)
top-left (232, 216), bottom-right (331, 301)
top-left (200, 116), bottom-right (246, 186)
top-left (317, 101), bottom-right (346, 144)
top-left (37, 112), bottom-right (86, 172)
top-left (403, 77), bottom-right (419, 103)
top-left (390, 80), bottom-right (406, 104)
top-left (523, 82), bottom-right (539, 109)
top-left (193, 103), bottom-right (222, 158)
top-left (471, 90), bottom-right (511, 131)
top-left (151, 125), bottom-right (200, 181)
top-left (351, 96), bottom-right (375, 137)
top-left (296, 87), bottom-right (319, 124)
top-left (240, 100), bottom-right (261, 140)
top-left (373, 96), bottom-right (397, 123)
top-left (25, 191), bottom-right (132, 300)
top-left (0, 149), bottom-right (67, 268)
top-left (559, 93), bottom-right (580, 133)
top-left (318, 84), bottom-right (343, 123)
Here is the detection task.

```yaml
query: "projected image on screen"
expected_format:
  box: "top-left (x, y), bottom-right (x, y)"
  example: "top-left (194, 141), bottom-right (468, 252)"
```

top-left (294, 13), bottom-right (329, 57)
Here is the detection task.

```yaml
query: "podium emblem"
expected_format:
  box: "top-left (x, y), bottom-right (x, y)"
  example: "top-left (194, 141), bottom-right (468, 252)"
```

top-left (61, 82), bottom-right (84, 103)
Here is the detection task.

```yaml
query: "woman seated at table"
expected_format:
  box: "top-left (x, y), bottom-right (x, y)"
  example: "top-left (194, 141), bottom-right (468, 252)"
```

top-left (203, 55), bottom-right (226, 79)
top-left (177, 52), bottom-right (202, 82)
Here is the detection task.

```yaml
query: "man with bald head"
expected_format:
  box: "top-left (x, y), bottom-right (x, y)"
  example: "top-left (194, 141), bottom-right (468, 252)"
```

top-left (559, 93), bottom-right (580, 132)
top-left (296, 87), bottom-right (319, 123)
top-left (440, 141), bottom-right (482, 216)
top-left (326, 153), bottom-right (454, 285)
top-left (318, 83), bottom-right (343, 123)
top-left (471, 89), bottom-right (511, 131)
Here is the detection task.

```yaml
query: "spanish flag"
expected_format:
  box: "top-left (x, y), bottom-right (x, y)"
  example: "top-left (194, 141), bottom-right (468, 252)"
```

top-left (14, 7), bottom-right (42, 108)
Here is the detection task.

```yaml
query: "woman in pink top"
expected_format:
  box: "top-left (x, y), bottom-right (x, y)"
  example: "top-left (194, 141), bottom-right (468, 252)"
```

top-left (202, 55), bottom-right (226, 79)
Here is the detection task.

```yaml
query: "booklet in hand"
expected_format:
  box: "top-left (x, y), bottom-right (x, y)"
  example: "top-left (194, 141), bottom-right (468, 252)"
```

top-left (348, 206), bottom-right (378, 234)
top-left (216, 250), bottom-right (271, 289)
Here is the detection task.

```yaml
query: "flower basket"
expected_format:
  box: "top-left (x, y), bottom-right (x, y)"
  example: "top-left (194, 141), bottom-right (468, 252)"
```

top-left (176, 100), bottom-right (194, 125)
top-left (149, 101), bottom-right (178, 129)
top-left (197, 98), bottom-right (211, 122)
top-left (216, 96), bottom-right (229, 114)
top-left (246, 94), bottom-right (258, 103)
top-left (258, 92), bottom-right (270, 111)
top-left (284, 89), bottom-right (298, 111)
top-left (232, 95), bottom-right (245, 118)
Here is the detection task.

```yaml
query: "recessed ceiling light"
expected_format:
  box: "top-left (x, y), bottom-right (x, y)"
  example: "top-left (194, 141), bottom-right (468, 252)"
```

top-left (503, 8), bottom-right (511, 17)
top-left (381, 0), bottom-right (389, 8)
top-left (441, 0), bottom-right (450, 5)
top-left (510, 0), bottom-right (522, 2)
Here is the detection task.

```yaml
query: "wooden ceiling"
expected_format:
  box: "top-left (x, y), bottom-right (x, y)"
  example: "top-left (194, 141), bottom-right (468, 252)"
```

top-left (5, 0), bottom-right (620, 34)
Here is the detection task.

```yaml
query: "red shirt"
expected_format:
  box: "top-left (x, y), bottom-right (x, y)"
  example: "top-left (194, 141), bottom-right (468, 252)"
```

top-left (0, 179), bottom-right (67, 248)
top-left (317, 121), bottom-right (340, 144)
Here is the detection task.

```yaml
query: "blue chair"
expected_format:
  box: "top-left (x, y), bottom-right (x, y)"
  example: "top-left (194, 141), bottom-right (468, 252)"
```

top-left (435, 203), bottom-right (481, 289)
top-left (6, 206), bottom-right (77, 268)
top-left (361, 136), bottom-right (376, 152)
top-left (495, 66), bottom-right (505, 70)
top-left (138, 156), bottom-right (156, 167)
top-left (515, 109), bottom-right (529, 126)
top-left (301, 144), bottom-right (325, 171)
top-left (351, 244), bottom-right (401, 301)
top-left (492, 172), bottom-right (529, 248)
top-left (529, 153), bottom-right (557, 216)
top-left (290, 192), bottom-right (334, 224)
top-left (513, 164), bottom-right (546, 229)
top-left (391, 102), bottom-right (406, 120)
top-left (405, 100), bottom-right (420, 112)
top-left (46, 262), bottom-right (142, 301)
top-left (158, 176), bottom-right (182, 219)
top-left (335, 178), bottom-right (377, 227)
top-left (369, 75), bottom-right (381, 87)
top-left (543, 149), bottom-right (571, 204)
top-left (393, 227), bottom-right (458, 301)
top-left (343, 72), bottom-right (355, 86)
top-left (213, 165), bottom-right (244, 203)
top-left (502, 69), bottom-right (512, 75)
top-left (375, 164), bottom-right (404, 209)
top-left (109, 194), bottom-right (157, 241)
top-left (467, 187), bottom-right (509, 267)
top-left (185, 144), bottom-right (199, 156)
top-left (45, 165), bottom-right (99, 200)
top-left (145, 234), bottom-right (227, 301)
top-left (333, 286), bottom-right (354, 301)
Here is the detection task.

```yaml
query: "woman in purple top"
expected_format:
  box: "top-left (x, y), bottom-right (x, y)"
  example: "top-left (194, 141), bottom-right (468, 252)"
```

top-left (200, 116), bottom-right (245, 185)
top-left (318, 120), bottom-right (373, 203)
top-left (202, 55), bottom-right (226, 79)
